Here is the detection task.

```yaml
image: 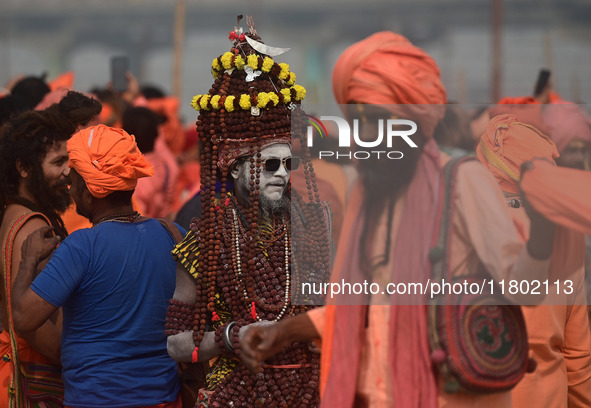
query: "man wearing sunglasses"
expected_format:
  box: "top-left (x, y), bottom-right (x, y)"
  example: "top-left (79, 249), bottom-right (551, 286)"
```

top-left (164, 26), bottom-right (331, 408)
top-left (231, 147), bottom-right (299, 217)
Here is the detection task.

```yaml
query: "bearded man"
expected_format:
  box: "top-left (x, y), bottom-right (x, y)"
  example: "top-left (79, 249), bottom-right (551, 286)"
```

top-left (241, 31), bottom-right (557, 408)
top-left (10, 124), bottom-right (183, 408)
top-left (0, 91), bottom-right (101, 407)
top-left (164, 22), bottom-right (331, 408)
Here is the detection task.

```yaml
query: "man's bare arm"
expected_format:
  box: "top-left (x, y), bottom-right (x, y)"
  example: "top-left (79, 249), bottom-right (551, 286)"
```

top-left (20, 320), bottom-right (62, 365)
top-left (167, 263), bottom-right (222, 362)
top-left (11, 226), bottom-right (60, 334)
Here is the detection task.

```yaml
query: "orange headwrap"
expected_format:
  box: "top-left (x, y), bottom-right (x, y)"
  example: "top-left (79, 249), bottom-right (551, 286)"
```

top-left (489, 96), bottom-right (547, 134)
top-left (476, 114), bottom-right (558, 195)
top-left (332, 31), bottom-right (446, 138)
top-left (68, 124), bottom-right (154, 198)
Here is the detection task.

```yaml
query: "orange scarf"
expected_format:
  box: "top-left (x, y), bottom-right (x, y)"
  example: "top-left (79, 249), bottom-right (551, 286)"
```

top-left (322, 31), bottom-right (446, 408)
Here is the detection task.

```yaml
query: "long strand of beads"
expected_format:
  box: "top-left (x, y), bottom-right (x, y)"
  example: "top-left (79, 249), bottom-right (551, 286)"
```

top-left (232, 208), bottom-right (290, 322)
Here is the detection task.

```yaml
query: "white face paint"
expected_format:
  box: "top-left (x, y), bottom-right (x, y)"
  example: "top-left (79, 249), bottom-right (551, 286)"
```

top-left (232, 143), bottom-right (292, 210)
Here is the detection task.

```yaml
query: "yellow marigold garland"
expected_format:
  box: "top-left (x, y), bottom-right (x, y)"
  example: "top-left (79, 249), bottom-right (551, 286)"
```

top-left (220, 52), bottom-right (234, 70)
top-left (293, 84), bottom-right (305, 100)
top-left (211, 95), bottom-right (221, 110)
top-left (261, 57), bottom-right (274, 73)
top-left (190, 84), bottom-right (306, 112)
top-left (256, 92), bottom-right (270, 109)
top-left (224, 95), bottom-right (236, 112)
top-left (280, 88), bottom-right (291, 103)
top-left (191, 94), bottom-right (202, 111)
top-left (268, 92), bottom-right (279, 106)
top-left (199, 94), bottom-right (211, 110)
top-left (234, 55), bottom-right (246, 70)
top-left (286, 72), bottom-right (296, 87)
top-left (278, 63), bottom-right (290, 81)
top-left (239, 94), bottom-right (251, 110)
top-left (247, 54), bottom-right (259, 70)
top-left (211, 53), bottom-right (296, 86)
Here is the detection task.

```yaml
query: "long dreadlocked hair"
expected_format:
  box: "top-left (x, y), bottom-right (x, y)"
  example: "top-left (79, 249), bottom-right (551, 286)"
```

top-left (0, 91), bottom-right (102, 238)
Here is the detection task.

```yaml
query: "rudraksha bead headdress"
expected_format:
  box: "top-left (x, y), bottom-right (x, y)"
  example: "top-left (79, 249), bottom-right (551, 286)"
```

top-left (189, 16), bottom-right (328, 345)
top-left (192, 15), bottom-right (307, 172)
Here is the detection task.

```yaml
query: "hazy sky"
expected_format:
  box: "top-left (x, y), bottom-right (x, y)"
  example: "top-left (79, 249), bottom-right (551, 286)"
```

top-left (2, 0), bottom-right (589, 121)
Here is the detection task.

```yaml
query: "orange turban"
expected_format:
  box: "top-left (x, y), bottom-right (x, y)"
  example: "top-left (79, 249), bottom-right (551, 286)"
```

top-left (476, 114), bottom-right (558, 195)
top-left (68, 124), bottom-right (154, 198)
top-left (489, 96), bottom-right (547, 134)
top-left (332, 31), bottom-right (446, 138)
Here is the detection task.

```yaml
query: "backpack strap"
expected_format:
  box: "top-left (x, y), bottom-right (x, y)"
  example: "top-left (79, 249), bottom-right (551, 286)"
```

top-left (429, 156), bottom-right (478, 282)
top-left (157, 218), bottom-right (184, 244)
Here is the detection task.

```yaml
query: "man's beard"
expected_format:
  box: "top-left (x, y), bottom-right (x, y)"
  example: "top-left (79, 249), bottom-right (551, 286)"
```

top-left (357, 145), bottom-right (422, 199)
top-left (234, 182), bottom-right (290, 217)
top-left (259, 193), bottom-right (290, 218)
top-left (27, 175), bottom-right (72, 214)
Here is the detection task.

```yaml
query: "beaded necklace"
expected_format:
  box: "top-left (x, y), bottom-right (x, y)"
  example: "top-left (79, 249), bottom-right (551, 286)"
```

top-left (231, 207), bottom-right (290, 322)
top-left (92, 211), bottom-right (141, 227)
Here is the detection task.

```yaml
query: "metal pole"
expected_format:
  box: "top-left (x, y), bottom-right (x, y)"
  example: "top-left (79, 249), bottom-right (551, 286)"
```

top-left (491, 0), bottom-right (503, 103)
top-left (173, 0), bottom-right (187, 99)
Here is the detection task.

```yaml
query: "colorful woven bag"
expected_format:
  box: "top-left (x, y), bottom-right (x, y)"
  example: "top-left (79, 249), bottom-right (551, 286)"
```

top-left (427, 157), bottom-right (531, 394)
top-left (20, 362), bottom-right (64, 407)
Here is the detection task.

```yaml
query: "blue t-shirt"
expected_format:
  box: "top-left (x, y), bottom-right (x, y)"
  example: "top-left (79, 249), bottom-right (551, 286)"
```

top-left (32, 219), bottom-right (184, 408)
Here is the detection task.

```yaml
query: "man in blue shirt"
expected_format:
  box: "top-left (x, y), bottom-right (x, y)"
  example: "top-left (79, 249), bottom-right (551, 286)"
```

top-left (11, 124), bottom-right (182, 408)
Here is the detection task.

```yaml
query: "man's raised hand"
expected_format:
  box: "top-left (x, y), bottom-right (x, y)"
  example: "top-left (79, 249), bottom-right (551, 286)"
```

top-left (21, 226), bottom-right (61, 264)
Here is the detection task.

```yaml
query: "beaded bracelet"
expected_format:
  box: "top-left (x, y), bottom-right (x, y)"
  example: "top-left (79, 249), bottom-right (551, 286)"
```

top-left (231, 320), bottom-right (247, 356)
top-left (164, 298), bottom-right (196, 336)
top-left (214, 322), bottom-right (236, 354)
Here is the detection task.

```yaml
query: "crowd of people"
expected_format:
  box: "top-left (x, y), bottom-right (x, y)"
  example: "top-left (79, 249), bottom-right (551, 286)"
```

top-left (0, 18), bottom-right (590, 408)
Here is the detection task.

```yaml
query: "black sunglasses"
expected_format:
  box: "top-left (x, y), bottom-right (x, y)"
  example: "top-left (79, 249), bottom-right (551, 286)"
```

top-left (262, 157), bottom-right (300, 172)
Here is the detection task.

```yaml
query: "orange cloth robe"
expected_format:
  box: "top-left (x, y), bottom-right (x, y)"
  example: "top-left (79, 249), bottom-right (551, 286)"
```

top-left (1, 213), bottom-right (57, 408)
top-left (515, 160), bottom-right (591, 407)
top-left (308, 159), bottom-right (551, 408)
top-left (521, 160), bottom-right (591, 236)
top-left (509, 201), bottom-right (591, 408)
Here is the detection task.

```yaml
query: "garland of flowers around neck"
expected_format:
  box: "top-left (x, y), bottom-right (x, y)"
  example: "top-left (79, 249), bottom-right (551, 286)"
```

top-left (231, 208), bottom-right (291, 322)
